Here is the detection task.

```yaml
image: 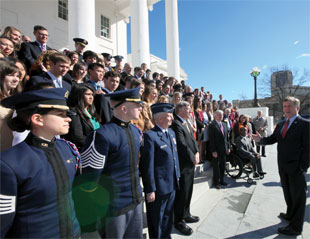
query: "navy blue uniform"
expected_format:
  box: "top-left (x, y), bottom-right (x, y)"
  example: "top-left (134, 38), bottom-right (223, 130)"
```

top-left (140, 126), bottom-right (180, 238)
top-left (76, 116), bottom-right (143, 237)
top-left (0, 133), bottom-right (80, 238)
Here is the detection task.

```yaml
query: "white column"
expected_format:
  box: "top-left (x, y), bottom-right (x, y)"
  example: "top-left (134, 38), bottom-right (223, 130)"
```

top-left (130, 0), bottom-right (150, 67)
top-left (68, 0), bottom-right (96, 50)
top-left (165, 0), bottom-right (180, 80)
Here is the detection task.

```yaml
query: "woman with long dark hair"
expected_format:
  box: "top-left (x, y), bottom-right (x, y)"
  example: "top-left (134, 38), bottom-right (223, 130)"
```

top-left (0, 61), bottom-right (20, 151)
top-left (193, 96), bottom-right (206, 162)
top-left (65, 83), bottom-right (100, 150)
top-left (233, 114), bottom-right (249, 140)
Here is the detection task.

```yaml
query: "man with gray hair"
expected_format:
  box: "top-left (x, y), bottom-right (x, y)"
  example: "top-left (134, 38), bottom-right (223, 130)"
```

top-left (140, 103), bottom-right (180, 239)
top-left (170, 101), bottom-right (200, 236)
top-left (208, 110), bottom-right (230, 189)
top-left (254, 96), bottom-right (309, 236)
top-left (253, 110), bottom-right (268, 157)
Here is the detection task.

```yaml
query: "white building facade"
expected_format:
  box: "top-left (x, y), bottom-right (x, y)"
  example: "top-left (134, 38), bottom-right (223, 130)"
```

top-left (0, 0), bottom-right (186, 80)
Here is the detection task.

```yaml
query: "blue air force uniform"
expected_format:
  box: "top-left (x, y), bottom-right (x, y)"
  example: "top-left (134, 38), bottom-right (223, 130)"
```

top-left (0, 88), bottom-right (80, 238)
top-left (140, 103), bottom-right (181, 239)
top-left (75, 88), bottom-right (143, 238)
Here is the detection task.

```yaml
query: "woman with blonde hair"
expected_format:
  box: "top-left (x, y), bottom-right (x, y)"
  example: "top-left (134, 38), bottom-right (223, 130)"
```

top-left (172, 91), bottom-right (182, 107)
top-left (1, 26), bottom-right (21, 57)
top-left (157, 95), bottom-right (169, 103)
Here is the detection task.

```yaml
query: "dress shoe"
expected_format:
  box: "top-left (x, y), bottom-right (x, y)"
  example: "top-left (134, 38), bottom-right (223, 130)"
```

top-left (279, 212), bottom-right (291, 220)
top-left (278, 226), bottom-right (301, 236)
top-left (184, 215), bottom-right (200, 223)
top-left (215, 185), bottom-right (221, 189)
top-left (261, 154), bottom-right (266, 157)
top-left (253, 172), bottom-right (260, 179)
top-left (174, 221), bottom-right (193, 236)
top-left (220, 181), bottom-right (228, 186)
top-left (258, 171), bottom-right (267, 175)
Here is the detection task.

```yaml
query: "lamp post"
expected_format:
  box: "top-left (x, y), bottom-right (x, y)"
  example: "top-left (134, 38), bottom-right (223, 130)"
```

top-left (250, 67), bottom-right (261, 107)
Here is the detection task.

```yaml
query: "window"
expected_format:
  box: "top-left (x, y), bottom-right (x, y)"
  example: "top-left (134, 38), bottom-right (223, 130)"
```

top-left (100, 15), bottom-right (110, 39)
top-left (58, 0), bottom-right (68, 21)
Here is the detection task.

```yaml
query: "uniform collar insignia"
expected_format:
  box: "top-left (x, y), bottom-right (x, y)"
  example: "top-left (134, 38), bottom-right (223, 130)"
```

top-left (25, 133), bottom-right (56, 149)
top-left (111, 116), bottom-right (130, 128)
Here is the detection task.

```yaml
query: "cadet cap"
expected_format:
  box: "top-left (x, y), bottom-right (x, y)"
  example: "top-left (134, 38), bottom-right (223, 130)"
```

top-left (1, 88), bottom-right (69, 111)
top-left (105, 87), bottom-right (143, 108)
top-left (102, 53), bottom-right (112, 60)
top-left (151, 103), bottom-right (174, 114)
top-left (73, 38), bottom-right (88, 46)
top-left (113, 55), bottom-right (124, 62)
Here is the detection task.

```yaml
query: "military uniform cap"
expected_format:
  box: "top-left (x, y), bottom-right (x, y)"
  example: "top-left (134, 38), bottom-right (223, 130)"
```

top-left (102, 53), bottom-right (112, 60)
top-left (105, 87), bottom-right (143, 108)
top-left (1, 88), bottom-right (69, 111)
top-left (73, 38), bottom-right (88, 46)
top-left (151, 103), bottom-right (174, 114)
top-left (113, 55), bottom-right (124, 62)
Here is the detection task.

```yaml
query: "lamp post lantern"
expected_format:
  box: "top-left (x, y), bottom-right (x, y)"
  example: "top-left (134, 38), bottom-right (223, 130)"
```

top-left (250, 67), bottom-right (261, 107)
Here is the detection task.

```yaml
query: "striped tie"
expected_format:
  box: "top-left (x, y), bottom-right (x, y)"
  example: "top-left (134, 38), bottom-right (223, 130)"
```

top-left (220, 122), bottom-right (224, 136)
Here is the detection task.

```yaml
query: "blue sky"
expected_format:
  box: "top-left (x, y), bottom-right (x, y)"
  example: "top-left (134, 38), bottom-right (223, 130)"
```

top-left (127, 0), bottom-right (310, 102)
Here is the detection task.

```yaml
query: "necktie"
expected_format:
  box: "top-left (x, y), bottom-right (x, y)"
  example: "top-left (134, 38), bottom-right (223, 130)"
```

top-left (54, 78), bottom-right (62, 88)
top-left (220, 122), bottom-right (224, 136)
top-left (184, 121), bottom-right (191, 133)
top-left (42, 44), bottom-right (46, 52)
top-left (281, 119), bottom-right (290, 139)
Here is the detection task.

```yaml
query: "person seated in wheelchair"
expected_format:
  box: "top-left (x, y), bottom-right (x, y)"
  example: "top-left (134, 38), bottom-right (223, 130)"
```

top-left (235, 127), bottom-right (266, 179)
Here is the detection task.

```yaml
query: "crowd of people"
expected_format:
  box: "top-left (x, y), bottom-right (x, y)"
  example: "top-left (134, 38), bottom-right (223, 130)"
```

top-left (0, 24), bottom-right (308, 238)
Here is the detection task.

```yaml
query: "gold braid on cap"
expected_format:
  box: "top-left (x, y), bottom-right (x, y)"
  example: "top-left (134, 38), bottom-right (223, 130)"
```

top-left (37, 104), bottom-right (69, 110)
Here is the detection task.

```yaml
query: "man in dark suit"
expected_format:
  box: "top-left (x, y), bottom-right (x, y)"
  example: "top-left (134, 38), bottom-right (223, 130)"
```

top-left (208, 110), bottom-right (230, 189)
top-left (18, 25), bottom-right (51, 70)
top-left (254, 96), bottom-right (309, 236)
top-left (253, 110), bottom-right (268, 157)
top-left (94, 71), bottom-right (120, 125)
top-left (27, 52), bottom-right (72, 92)
top-left (140, 103), bottom-right (180, 239)
top-left (170, 101), bottom-right (200, 236)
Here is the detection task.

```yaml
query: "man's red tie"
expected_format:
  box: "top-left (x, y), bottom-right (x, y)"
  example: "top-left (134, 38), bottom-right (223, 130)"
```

top-left (281, 119), bottom-right (290, 139)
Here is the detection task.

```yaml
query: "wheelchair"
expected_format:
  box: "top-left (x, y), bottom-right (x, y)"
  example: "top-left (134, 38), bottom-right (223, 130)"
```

top-left (225, 143), bottom-right (262, 184)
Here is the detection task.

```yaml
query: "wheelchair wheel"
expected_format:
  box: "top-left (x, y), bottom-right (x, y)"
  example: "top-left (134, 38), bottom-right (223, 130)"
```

top-left (247, 178), bottom-right (253, 184)
top-left (226, 154), bottom-right (243, 179)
